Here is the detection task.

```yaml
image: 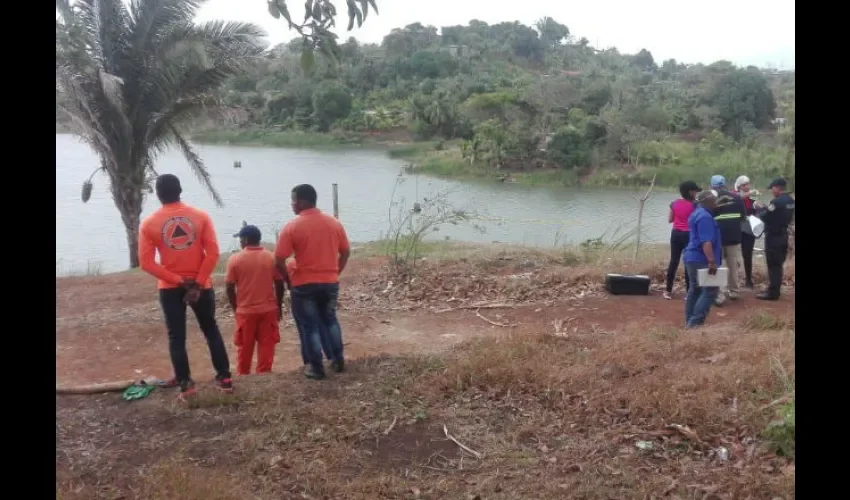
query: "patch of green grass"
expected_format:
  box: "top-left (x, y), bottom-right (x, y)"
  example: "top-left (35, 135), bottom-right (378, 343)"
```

top-left (189, 128), bottom-right (366, 148)
top-left (397, 145), bottom-right (595, 188)
top-left (761, 355), bottom-right (795, 459)
top-left (387, 141), bottom-right (440, 159)
top-left (586, 141), bottom-right (789, 189)
top-left (403, 150), bottom-right (582, 187)
top-left (400, 139), bottom-right (789, 190)
top-left (404, 150), bottom-right (487, 178)
top-left (763, 397), bottom-right (795, 459)
top-left (511, 168), bottom-right (582, 187)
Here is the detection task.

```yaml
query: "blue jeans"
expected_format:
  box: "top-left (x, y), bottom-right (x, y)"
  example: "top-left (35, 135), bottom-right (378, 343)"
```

top-left (290, 283), bottom-right (344, 373)
top-left (292, 313), bottom-right (333, 365)
top-left (684, 262), bottom-right (719, 328)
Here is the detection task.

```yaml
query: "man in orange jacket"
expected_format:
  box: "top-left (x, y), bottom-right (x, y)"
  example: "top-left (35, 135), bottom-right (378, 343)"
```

top-left (138, 174), bottom-right (233, 401)
top-left (225, 225), bottom-right (285, 375)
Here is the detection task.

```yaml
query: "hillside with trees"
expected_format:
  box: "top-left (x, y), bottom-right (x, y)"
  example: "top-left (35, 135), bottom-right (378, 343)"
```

top-left (57, 11), bottom-right (796, 189)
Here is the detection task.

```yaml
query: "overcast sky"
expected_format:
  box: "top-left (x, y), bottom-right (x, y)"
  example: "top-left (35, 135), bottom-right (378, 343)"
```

top-left (196, 0), bottom-right (795, 69)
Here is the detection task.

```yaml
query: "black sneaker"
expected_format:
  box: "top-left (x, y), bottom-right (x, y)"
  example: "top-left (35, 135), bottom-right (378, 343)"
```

top-left (330, 359), bottom-right (345, 373)
top-left (745, 280), bottom-right (755, 289)
top-left (756, 292), bottom-right (779, 301)
top-left (215, 376), bottom-right (234, 393)
top-left (304, 365), bottom-right (326, 380)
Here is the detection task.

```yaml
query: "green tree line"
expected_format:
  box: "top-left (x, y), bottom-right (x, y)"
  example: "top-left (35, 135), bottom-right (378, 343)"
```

top-left (203, 17), bottom-right (794, 177)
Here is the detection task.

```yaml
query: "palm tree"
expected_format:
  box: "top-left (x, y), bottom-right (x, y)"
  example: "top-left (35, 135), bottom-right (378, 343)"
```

top-left (56, 0), bottom-right (265, 268)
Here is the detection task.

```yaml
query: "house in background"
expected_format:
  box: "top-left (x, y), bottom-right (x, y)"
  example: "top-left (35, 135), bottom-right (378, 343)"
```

top-left (772, 117), bottom-right (788, 128)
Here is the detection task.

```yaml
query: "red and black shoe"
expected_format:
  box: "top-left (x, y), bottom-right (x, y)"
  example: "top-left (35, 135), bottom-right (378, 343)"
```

top-left (159, 378), bottom-right (179, 388)
top-left (177, 381), bottom-right (197, 402)
top-left (215, 376), bottom-right (234, 393)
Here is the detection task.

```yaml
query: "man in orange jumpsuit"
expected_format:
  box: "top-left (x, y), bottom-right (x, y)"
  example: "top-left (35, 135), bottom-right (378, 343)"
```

top-left (225, 225), bottom-right (285, 375)
top-left (139, 174), bottom-right (233, 401)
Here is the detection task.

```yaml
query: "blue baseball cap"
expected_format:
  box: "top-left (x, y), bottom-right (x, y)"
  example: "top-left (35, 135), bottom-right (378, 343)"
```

top-left (234, 224), bottom-right (262, 241)
top-left (710, 175), bottom-right (726, 188)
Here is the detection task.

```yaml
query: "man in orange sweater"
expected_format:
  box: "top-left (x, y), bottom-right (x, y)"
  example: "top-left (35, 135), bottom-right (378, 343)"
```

top-left (139, 174), bottom-right (233, 401)
top-left (225, 225), bottom-right (284, 375)
top-left (276, 184), bottom-right (350, 380)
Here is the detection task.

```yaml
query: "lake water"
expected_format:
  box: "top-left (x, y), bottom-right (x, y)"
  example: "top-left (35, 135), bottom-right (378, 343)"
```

top-left (56, 134), bottom-right (674, 274)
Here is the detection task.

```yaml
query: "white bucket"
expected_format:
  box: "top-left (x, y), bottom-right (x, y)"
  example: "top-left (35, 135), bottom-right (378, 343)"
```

top-left (747, 215), bottom-right (765, 238)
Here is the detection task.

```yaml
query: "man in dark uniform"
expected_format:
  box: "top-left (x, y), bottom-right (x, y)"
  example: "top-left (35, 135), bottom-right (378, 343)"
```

top-left (755, 177), bottom-right (795, 301)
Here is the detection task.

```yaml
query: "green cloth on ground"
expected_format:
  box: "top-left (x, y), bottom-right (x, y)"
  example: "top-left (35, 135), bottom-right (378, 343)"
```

top-left (122, 383), bottom-right (156, 401)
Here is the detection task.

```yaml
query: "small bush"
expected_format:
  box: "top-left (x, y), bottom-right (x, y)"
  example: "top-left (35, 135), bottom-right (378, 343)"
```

top-left (763, 397), bottom-right (795, 459)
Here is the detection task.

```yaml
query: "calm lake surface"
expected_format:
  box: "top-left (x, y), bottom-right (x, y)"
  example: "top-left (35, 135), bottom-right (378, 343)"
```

top-left (56, 134), bottom-right (673, 274)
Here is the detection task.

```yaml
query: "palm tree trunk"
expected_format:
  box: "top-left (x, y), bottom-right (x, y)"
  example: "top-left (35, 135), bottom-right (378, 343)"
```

top-left (111, 177), bottom-right (144, 269)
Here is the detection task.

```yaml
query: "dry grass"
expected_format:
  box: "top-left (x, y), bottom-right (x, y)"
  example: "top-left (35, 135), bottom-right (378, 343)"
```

top-left (56, 259), bottom-right (103, 277)
top-left (57, 320), bottom-right (795, 499)
top-left (352, 240), bottom-right (793, 286)
top-left (744, 311), bottom-right (792, 331)
top-left (58, 241), bottom-right (795, 499)
top-left (335, 242), bottom-right (794, 314)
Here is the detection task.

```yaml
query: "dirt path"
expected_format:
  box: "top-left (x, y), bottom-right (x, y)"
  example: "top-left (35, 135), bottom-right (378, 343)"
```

top-left (57, 269), bottom-right (793, 386)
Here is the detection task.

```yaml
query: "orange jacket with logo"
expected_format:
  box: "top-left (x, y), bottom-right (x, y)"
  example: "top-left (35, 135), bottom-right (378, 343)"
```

top-left (139, 202), bottom-right (220, 289)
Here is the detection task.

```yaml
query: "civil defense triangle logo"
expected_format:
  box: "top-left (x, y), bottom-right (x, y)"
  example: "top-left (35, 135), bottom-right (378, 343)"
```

top-left (162, 216), bottom-right (197, 251)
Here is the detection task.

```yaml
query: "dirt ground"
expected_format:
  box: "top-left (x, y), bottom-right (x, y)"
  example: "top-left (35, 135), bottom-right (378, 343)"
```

top-left (56, 256), bottom-right (793, 387)
top-left (56, 249), bottom-right (795, 499)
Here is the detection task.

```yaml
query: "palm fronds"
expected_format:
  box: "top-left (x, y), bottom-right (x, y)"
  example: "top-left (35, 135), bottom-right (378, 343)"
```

top-left (56, 0), bottom-right (266, 265)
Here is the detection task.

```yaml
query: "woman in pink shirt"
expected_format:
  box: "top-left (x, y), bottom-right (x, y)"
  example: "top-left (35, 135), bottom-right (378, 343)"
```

top-left (664, 180), bottom-right (700, 299)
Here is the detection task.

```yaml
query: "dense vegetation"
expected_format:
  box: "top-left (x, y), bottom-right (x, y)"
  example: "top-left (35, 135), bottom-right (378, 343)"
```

top-left (189, 17), bottom-right (796, 187)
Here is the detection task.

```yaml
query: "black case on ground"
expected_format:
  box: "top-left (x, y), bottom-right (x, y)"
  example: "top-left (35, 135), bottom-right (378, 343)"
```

top-left (605, 274), bottom-right (651, 295)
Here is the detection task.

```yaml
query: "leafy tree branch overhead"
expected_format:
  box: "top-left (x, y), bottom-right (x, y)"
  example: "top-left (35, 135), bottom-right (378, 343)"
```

top-left (267, 0), bottom-right (379, 71)
top-left (55, 0), bottom-right (266, 268)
